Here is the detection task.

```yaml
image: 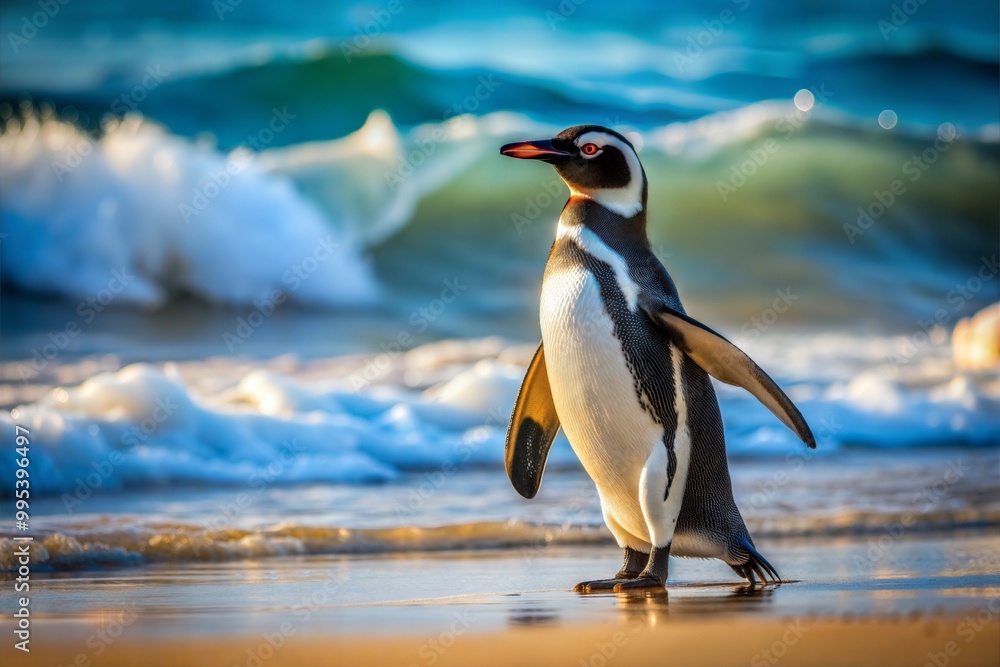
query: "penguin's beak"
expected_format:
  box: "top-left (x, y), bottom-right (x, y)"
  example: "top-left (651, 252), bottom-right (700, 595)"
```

top-left (500, 139), bottom-right (571, 163)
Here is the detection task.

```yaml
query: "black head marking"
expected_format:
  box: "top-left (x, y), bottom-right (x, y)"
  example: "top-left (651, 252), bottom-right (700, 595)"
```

top-left (548, 125), bottom-right (638, 191)
top-left (502, 124), bottom-right (647, 218)
top-left (552, 125), bottom-right (638, 190)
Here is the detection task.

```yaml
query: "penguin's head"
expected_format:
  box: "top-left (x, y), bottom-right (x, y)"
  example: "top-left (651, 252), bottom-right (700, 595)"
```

top-left (500, 125), bottom-right (646, 218)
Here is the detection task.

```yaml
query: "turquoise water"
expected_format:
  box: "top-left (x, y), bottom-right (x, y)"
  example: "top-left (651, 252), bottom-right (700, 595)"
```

top-left (0, 0), bottom-right (997, 331)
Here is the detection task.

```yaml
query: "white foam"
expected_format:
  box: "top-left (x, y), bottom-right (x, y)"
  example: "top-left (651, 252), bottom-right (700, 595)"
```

top-left (259, 111), bottom-right (525, 248)
top-left (722, 332), bottom-right (1000, 450)
top-left (0, 109), bottom-right (556, 307)
top-left (0, 518), bottom-right (612, 570)
top-left (2, 335), bottom-right (996, 500)
top-left (0, 112), bottom-right (380, 307)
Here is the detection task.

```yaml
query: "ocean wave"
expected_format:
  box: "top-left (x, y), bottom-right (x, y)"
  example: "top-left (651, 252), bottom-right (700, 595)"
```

top-left (135, 44), bottom-right (1000, 143)
top-left (0, 111), bottom-right (380, 307)
top-left (1, 335), bottom-right (997, 500)
top-left (9, 31), bottom-right (998, 151)
top-left (2, 504), bottom-right (997, 572)
top-left (0, 106), bottom-right (554, 308)
top-left (6, 95), bottom-right (997, 317)
top-left (0, 518), bottom-right (610, 571)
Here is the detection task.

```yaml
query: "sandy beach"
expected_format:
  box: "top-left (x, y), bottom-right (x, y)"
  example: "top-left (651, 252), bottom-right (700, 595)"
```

top-left (5, 532), bottom-right (999, 667)
top-left (18, 616), bottom-right (1000, 667)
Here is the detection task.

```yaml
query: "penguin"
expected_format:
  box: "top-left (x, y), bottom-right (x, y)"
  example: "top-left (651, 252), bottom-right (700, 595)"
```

top-left (499, 125), bottom-right (815, 591)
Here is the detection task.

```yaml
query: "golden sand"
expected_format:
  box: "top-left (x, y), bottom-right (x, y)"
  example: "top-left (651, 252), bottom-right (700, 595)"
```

top-left (20, 613), bottom-right (1000, 667)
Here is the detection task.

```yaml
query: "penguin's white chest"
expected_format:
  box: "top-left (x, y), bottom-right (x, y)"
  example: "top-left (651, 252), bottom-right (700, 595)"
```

top-left (540, 259), bottom-right (677, 542)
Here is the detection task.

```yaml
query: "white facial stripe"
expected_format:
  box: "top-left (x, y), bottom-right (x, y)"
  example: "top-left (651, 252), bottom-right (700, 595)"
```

top-left (569, 131), bottom-right (645, 218)
top-left (557, 221), bottom-right (639, 310)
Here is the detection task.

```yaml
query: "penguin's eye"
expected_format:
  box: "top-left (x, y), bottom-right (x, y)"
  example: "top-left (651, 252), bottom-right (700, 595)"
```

top-left (581, 143), bottom-right (600, 156)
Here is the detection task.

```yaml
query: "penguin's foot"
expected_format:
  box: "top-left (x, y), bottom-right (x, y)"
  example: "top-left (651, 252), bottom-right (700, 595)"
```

top-left (730, 538), bottom-right (781, 586)
top-left (612, 544), bottom-right (670, 591)
top-left (618, 545), bottom-right (649, 578)
top-left (574, 546), bottom-right (651, 592)
top-left (612, 574), bottom-right (665, 591)
top-left (574, 578), bottom-right (627, 592)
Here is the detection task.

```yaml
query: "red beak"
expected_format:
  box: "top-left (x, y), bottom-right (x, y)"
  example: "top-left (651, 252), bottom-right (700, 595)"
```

top-left (500, 139), bottom-right (572, 162)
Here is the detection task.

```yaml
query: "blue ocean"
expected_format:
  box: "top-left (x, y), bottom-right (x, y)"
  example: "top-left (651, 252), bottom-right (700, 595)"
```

top-left (0, 0), bottom-right (997, 571)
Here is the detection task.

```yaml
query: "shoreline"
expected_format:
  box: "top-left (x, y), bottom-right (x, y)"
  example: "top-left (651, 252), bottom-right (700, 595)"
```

top-left (3, 532), bottom-right (999, 666)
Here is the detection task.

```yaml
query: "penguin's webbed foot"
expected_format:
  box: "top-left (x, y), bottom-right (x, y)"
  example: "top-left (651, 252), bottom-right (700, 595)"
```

top-left (611, 545), bottom-right (670, 591)
top-left (574, 546), bottom-right (652, 592)
top-left (573, 577), bottom-right (627, 593)
top-left (611, 575), bottom-right (665, 591)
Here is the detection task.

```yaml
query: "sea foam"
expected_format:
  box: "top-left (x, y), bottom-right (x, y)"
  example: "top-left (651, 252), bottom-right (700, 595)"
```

top-left (0, 112), bottom-right (382, 307)
top-left (0, 107), bottom-right (550, 308)
top-left (1, 335), bottom-right (997, 501)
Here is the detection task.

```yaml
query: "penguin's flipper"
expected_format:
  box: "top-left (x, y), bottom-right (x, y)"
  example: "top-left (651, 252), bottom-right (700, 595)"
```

top-left (505, 342), bottom-right (561, 498)
top-left (639, 297), bottom-right (816, 448)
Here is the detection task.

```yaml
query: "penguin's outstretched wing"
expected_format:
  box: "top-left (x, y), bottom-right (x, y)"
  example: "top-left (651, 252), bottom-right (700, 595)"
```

top-left (505, 342), bottom-right (562, 498)
top-left (639, 295), bottom-right (816, 448)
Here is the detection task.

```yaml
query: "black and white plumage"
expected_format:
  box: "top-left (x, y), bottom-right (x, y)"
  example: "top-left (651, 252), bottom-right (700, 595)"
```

top-left (500, 125), bottom-right (815, 591)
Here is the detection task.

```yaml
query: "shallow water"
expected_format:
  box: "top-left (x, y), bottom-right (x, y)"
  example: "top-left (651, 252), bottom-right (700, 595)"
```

top-left (3, 534), bottom-right (999, 643)
top-left (0, 0), bottom-right (997, 610)
top-left (3, 447), bottom-right (997, 571)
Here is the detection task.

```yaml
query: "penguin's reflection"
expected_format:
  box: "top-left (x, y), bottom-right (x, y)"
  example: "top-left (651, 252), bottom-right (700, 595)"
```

top-left (506, 606), bottom-right (561, 627)
top-left (614, 582), bottom-right (779, 626)
top-left (503, 582), bottom-right (779, 629)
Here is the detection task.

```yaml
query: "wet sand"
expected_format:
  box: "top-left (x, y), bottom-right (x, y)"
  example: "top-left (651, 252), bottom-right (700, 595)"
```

top-left (17, 615), bottom-right (1000, 667)
top-left (4, 531), bottom-right (1000, 666)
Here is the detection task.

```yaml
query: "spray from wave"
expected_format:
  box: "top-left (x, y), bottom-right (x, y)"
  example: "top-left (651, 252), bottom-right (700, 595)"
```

top-left (0, 110), bottom-right (384, 307)
top-left (2, 101), bottom-right (996, 324)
